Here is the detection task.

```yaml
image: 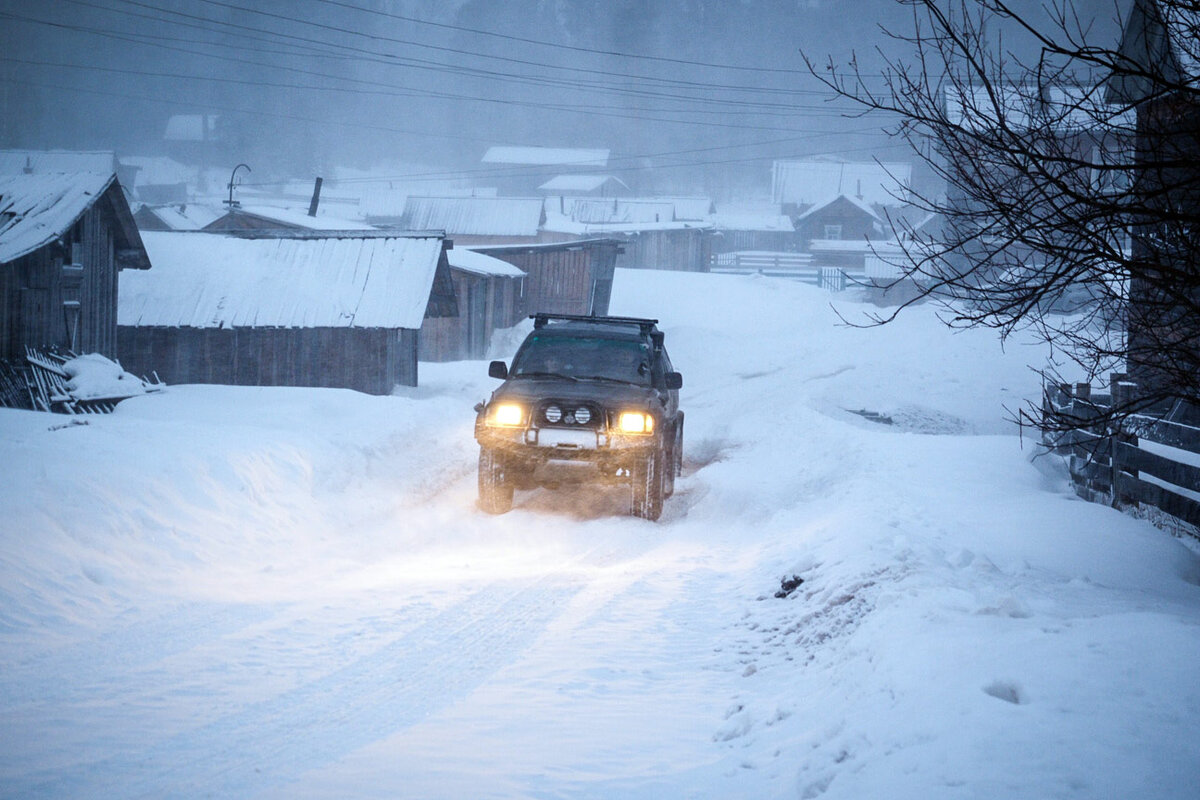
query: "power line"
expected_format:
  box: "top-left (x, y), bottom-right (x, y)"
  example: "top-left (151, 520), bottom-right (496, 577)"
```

top-left (308, 0), bottom-right (814, 75)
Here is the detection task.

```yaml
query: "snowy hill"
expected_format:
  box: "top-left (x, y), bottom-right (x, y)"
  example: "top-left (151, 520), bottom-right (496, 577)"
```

top-left (1, 269), bottom-right (1198, 798)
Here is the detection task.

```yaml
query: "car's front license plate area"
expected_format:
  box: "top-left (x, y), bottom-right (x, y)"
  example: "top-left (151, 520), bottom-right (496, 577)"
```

top-left (535, 427), bottom-right (598, 449)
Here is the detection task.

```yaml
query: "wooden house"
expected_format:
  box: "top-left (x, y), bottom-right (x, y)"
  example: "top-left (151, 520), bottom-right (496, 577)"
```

top-left (540, 197), bottom-right (714, 272)
top-left (772, 160), bottom-right (912, 215)
top-left (419, 248), bottom-right (525, 362)
top-left (0, 171), bottom-right (150, 363)
top-left (473, 239), bottom-right (624, 317)
top-left (481, 147), bottom-right (610, 196)
top-left (709, 205), bottom-right (796, 253)
top-left (117, 231), bottom-right (457, 393)
top-left (1105, 0), bottom-right (1200, 397)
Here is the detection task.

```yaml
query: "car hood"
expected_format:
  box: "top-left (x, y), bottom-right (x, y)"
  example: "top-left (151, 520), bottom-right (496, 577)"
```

top-left (491, 376), bottom-right (660, 410)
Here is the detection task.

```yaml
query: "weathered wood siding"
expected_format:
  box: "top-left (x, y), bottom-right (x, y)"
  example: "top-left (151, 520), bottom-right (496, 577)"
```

top-left (614, 229), bottom-right (712, 272)
top-left (419, 270), bottom-right (523, 362)
top-left (477, 241), bottom-right (620, 318)
top-left (1, 203), bottom-right (120, 361)
top-left (116, 326), bottom-right (418, 393)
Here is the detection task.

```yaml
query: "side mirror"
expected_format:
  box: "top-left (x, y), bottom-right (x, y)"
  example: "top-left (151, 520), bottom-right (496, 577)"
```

top-left (488, 360), bottom-right (508, 379)
top-left (664, 372), bottom-right (683, 390)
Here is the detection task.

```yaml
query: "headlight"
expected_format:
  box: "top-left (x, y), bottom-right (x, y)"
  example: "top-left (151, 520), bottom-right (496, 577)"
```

top-left (487, 403), bottom-right (524, 427)
top-left (618, 411), bottom-right (654, 434)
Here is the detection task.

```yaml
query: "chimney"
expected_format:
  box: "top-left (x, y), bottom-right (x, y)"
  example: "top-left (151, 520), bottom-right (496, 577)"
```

top-left (856, 178), bottom-right (863, 201)
top-left (23, 156), bottom-right (33, 174)
top-left (307, 176), bottom-right (323, 217)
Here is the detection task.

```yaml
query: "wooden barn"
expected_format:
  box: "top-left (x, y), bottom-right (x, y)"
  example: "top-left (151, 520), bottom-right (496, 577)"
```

top-left (540, 197), bottom-right (714, 272)
top-left (419, 248), bottom-right (525, 362)
top-left (0, 171), bottom-right (150, 363)
top-left (709, 205), bottom-right (797, 253)
top-left (117, 231), bottom-right (456, 393)
top-left (473, 239), bottom-right (623, 318)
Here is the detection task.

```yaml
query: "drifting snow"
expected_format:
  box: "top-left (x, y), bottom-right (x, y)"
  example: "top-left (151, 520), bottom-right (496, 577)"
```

top-left (1, 269), bottom-right (1198, 798)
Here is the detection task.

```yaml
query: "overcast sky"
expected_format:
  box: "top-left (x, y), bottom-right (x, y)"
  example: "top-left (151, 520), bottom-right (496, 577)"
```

top-left (0, 0), bottom-right (1128, 198)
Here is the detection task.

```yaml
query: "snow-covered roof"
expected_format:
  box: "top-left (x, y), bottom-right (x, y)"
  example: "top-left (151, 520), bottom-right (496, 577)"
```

top-left (537, 174), bottom-right (628, 193)
top-left (944, 84), bottom-right (1131, 133)
top-left (450, 248), bottom-right (526, 277)
top-left (0, 172), bottom-right (117, 264)
top-left (135, 203), bottom-right (223, 231)
top-left (772, 160), bottom-right (911, 207)
top-left (206, 205), bottom-right (372, 232)
top-left (121, 232), bottom-right (446, 329)
top-left (795, 194), bottom-right (882, 223)
top-left (482, 147), bottom-right (609, 167)
top-left (547, 196), bottom-right (714, 226)
top-left (0, 150), bottom-right (119, 175)
top-left (359, 186), bottom-right (498, 220)
top-left (399, 196), bottom-right (544, 237)
top-left (709, 212), bottom-right (794, 232)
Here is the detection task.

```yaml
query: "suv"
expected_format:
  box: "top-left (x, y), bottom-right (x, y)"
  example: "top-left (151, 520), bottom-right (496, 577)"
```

top-left (474, 313), bottom-right (684, 521)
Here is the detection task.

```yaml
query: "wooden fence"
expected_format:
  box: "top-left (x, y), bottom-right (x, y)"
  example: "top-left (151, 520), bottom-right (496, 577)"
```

top-left (1043, 377), bottom-right (1200, 530)
top-left (709, 251), bottom-right (865, 291)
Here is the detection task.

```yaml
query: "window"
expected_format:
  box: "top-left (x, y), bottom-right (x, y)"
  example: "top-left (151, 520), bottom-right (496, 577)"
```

top-left (823, 224), bottom-right (842, 240)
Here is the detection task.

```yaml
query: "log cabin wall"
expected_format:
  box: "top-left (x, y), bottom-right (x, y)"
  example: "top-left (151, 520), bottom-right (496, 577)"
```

top-left (117, 326), bottom-right (419, 394)
top-left (1, 203), bottom-right (120, 362)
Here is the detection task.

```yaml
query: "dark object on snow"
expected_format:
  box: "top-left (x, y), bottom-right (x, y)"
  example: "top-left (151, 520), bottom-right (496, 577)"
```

top-left (848, 408), bottom-right (893, 425)
top-left (474, 313), bottom-right (684, 522)
top-left (775, 574), bottom-right (804, 598)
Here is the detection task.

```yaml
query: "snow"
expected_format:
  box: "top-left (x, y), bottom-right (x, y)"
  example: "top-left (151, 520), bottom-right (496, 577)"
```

top-left (2, 268), bottom-right (1199, 798)
top-left (62, 353), bottom-right (159, 401)
top-left (122, 232), bottom-right (445, 329)
top-left (0, 172), bottom-right (115, 264)
top-left (449, 248), bottom-right (526, 278)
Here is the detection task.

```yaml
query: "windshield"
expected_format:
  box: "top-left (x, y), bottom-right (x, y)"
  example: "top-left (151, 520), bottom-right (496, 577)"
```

top-left (511, 335), bottom-right (652, 384)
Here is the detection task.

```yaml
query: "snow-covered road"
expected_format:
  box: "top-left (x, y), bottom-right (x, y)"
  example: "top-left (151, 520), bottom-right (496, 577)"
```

top-left (2, 270), bottom-right (1199, 799)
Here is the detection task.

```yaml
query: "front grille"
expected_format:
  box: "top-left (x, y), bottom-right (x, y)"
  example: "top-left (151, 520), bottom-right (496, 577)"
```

top-left (535, 400), bottom-right (603, 429)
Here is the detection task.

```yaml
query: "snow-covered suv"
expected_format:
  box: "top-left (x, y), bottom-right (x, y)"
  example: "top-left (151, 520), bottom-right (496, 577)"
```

top-left (474, 314), bottom-right (684, 521)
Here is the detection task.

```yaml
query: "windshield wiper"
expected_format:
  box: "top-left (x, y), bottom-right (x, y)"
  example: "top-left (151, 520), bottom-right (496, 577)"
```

top-left (576, 375), bottom-right (645, 386)
top-left (513, 371), bottom-right (578, 381)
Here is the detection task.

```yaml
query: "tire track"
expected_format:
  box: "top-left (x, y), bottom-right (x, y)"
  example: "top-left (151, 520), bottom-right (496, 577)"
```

top-left (20, 579), bottom-right (579, 800)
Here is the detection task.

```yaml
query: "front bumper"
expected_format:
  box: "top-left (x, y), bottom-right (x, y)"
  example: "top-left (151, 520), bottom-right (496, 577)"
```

top-left (475, 419), bottom-right (660, 463)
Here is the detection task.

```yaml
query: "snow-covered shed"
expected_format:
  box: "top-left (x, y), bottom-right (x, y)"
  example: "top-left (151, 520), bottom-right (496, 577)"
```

top-left (709, 204), bottom-right (796, 253)
top-left (395, 196), bottom-right (545, 245)
top-left (540, 197), bottom-right (714, 273)
top-left (420, 248), bottom-right (526, 362)
top-left (0, 170), bottom-right (150, 362)
top-left (471, 239), bottom-right (623, 319)
top-left (772, 160), bottom-right (912, 211)
top-left (117, 231), bottom-right (457, 393)
top-left (134, 203), bottom-right (223, 232)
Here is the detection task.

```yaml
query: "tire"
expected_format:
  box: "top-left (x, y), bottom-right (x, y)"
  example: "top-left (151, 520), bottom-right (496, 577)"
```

top-left (663, 419), bottom-right (683, 499)
top-left (630, 446), bottom-right (664, 521)
top-left (478, 446), bottom-right (514, 514)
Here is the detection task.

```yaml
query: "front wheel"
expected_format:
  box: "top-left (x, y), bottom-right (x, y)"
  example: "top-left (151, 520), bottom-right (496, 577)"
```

top-left (478, 446), bottom-right (514, 514)
top-left (630, 447), bottom-right (665, 521)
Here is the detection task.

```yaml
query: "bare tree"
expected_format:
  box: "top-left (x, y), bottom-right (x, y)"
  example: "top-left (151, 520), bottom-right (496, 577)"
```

top-left (807, 0), bottom-right (1200, 432)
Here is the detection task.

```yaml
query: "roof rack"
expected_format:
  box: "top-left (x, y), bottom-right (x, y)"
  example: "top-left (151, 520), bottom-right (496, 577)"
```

top-left (531, 313), bottom-right (659, 334)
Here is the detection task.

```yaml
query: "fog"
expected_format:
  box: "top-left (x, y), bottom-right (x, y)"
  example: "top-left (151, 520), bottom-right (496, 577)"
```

top-left (0, 0), bottom-right (1124, 198)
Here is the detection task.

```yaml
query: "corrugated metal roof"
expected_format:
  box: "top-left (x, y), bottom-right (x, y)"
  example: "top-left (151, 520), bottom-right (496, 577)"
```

top-left (772, 160), bottom-right (912, 207)
top-left (0, 150), bottom-right (118, 175)
top-left (482, 147), bottom-right (609, 166)
top-left (399, 196), bottom-right (543, 236)
top-left (120, 232), bottom-right (445, 329)
top-left (0, 172), bottom-right (116, 264)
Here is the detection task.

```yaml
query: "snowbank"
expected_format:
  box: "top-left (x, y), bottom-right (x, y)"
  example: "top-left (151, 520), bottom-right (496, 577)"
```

top-left (1, 268), bottom-right (1197, 798)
